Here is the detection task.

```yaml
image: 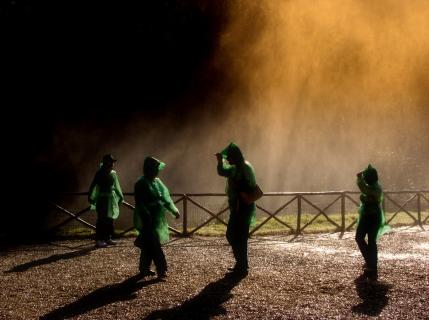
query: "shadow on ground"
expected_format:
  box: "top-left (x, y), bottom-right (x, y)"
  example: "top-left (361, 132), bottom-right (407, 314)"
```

top-left (352, 274), bottom-right (391, 316)
top-left (143, 272), bottom-right (246, 320)
top-left (40, 275), bottom-right (161, 319)
top-left (5, 247), bottom-right (95, 273)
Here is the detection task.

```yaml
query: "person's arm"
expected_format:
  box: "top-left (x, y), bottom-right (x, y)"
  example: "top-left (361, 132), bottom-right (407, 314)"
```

top-left (88, 172), bottom-right (98, 204)
top-left (157, 179), bottom-right (180, 219)
top-left (356, 172), bottom-right (379, 198)
top-left (356, 172), bottom-right (370, 194)
top-left (112, 171), bottom-right (124, 203)
top-left (216, 153), bottom-right (234, 177)
top-left (134, 181), bottom-right (152, 229)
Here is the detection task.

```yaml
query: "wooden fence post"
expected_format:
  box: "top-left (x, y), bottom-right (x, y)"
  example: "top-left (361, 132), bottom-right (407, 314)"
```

top-left (341, 192), bottom-right (346, 234)
top-left (417, 192), bottom-right (423, 229)
top-left (183, 195), bottom-right (188, 236)
top-left (297, 194), bottom-right (302, 235)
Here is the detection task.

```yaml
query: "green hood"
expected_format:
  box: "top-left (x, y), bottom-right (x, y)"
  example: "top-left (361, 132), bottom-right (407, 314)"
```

top-left (220, 142), bottom-right (244, 164)
top-left (143, 156), bottom-right (166, 177)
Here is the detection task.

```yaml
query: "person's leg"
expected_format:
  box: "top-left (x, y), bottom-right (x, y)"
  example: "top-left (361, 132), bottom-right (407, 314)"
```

top-left (367, 214), bottom-right (381, 280)
top-left (95, 201), bottom-right (109, 247)
top-left (152, 235), bottom-right (167, 277)
top-left (355, 215), bottom-right (370, 267)
top-left (105, 217), bottom-right (116, 244)
top-left (227, 215), bottom-right (240, 267)
top-left (95, 215), bottom-right (104, 241)
top-left (139, 233), bottom-right (155, 276)
top-left (229, 202), bottom-right (251, 273)
top-left (234, 215), bottom-right (250, 272)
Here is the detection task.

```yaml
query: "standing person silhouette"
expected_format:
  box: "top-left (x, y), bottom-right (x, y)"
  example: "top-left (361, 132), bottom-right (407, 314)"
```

top-left (88, 154), bottom-right (124, 248)
top-left (355, 164), bottom-right (391, 281)
top-left (133, 156), bottom-right (180, 279)
top-left (216, 143), bottom-right (258, 276)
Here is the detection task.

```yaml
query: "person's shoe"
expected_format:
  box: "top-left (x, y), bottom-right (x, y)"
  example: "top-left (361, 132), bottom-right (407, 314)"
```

top-left (363, 268), bottom-right (377, 281)
top-left (157, 271), bottom-right (168, 279)
top-left (106, 239), bottom-right (117, 245)
top-left (228, 265), bottom-right (248, 276)
top-left (139, 269), bottom-right (156, 277)
top-left (233, 268), bottom-right (248, 276)
top-left (95, 241), bottom-right (108, 248)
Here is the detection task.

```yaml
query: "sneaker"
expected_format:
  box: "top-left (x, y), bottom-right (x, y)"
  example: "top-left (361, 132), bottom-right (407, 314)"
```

top-left (157, 271), bottom-right (168, 279)
top-left (96, 241), bottom-right (108, 248)
top-left (106, 239), bottom-right (117, 245)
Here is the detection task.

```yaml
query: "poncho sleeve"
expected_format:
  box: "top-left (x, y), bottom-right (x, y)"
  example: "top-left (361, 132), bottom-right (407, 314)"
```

top-left (133, 204), bottom-right (151, 232)
top-left (109, 171), bottom-right (123, 219)
top-left (357, 175), bottom-right (378, 197)
top-left (88, 171), bottom-right (99, 210)
top-left (133, 178), bottom-right (151, 232)
top-left (88, 170), bottom-right (98, 200)
top-left (217, 159), bottom-right (236, 178)
top-left (157, 178), bottom-right (179, 216)
top-left (113, 171), bottom-right (124, 203)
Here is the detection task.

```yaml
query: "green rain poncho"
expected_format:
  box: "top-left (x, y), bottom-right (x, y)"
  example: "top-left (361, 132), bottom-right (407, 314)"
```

top-left (133, 159), bottom-right (179, 243)
top-left (357, 165), bottom-right (391, 240)
top-left (89, 168), bottom-right (124, 219)
top-left (217, 143), bottom-right (257, 226)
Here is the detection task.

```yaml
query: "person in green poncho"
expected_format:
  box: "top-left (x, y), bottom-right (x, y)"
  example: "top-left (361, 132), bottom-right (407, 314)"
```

top-left (88, 154), bottom-right (124, 248)
top-left (216, 143), bottom-right (257, 276)
top-left (355, 164), bottom-right (391, 281)
top-left (133, 156), bottom-right (180, 279)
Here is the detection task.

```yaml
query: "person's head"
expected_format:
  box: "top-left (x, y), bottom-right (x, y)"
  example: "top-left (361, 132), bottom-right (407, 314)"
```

top-left (363, 164), bottom-right (378, 185)
top-left (143, 156), bottom-right (166, 179)
top-left (221, 142), bottom-right (244, 165)
top-left (101, 154), bottom-right (117, 170)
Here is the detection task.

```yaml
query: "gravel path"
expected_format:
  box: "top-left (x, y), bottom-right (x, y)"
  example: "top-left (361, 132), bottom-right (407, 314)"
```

top-left (1, 227), bottom-right (428, 319)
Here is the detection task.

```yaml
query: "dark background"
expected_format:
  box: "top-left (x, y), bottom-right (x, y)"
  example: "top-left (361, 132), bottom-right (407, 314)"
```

top-left (2, 0), bottom-right (229, 239)
top-left (2, 1), bottom-right (428, 241)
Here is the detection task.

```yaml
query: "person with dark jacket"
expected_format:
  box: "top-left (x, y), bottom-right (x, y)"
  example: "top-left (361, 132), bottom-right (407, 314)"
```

top-left (134, 156), bottom-right (180, 279)
top-left (88, 154), bottom-right (124, 248)
top-left (216, 143), bottom-right (258, 276)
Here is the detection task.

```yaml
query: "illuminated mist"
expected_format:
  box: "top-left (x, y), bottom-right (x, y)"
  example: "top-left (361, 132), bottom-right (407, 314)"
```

top-left (53, 0), bottom-right (429, 193)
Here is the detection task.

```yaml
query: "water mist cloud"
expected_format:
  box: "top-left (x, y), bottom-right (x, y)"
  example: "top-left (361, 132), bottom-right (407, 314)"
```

top-left (48, 0), bottom-right (429, 193)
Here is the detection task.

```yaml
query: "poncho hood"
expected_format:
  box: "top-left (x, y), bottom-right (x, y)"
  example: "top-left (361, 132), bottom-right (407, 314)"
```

top-left (143, 156), bottom-right (166, 177)
top-left (220, 142), bottom-right (244, 164)
top-left (363, 164), bottom-right (378, 185)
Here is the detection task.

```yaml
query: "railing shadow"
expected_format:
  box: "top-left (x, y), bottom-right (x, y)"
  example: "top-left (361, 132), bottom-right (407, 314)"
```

top-left (4, 246), bottom-right (95, 273)
top-left (41, 275), bottom-right (161, 320)
top-left (143, 272), bottom-right (246, 320)
top-left (352, 274), bottom-right (391, 316)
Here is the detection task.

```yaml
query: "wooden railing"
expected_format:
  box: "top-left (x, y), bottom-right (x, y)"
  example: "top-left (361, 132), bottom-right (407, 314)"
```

top-left (49, 190), bottom-right (429, 237)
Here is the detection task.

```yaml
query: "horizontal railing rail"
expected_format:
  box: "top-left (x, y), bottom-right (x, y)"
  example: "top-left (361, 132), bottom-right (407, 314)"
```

top-left (49, 190), bottom-right (429, 237)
